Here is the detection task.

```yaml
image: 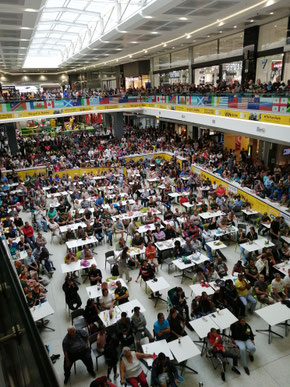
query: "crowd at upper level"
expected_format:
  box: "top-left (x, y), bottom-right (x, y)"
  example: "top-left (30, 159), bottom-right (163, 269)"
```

top-left (1, 77), bottom-right (290, 102)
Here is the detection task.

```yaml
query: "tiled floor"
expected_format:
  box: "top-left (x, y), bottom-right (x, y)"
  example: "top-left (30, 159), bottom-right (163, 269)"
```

top-left (25, 209), bottom-right (290, 387)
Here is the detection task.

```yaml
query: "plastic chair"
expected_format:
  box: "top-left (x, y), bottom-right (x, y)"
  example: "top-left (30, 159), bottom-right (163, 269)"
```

top-left (89, 332), bottom-right (105, 371)
top-left (105, 250), bottom-right (115, 270)
top-left (71, 309), bottom-right (86, 330)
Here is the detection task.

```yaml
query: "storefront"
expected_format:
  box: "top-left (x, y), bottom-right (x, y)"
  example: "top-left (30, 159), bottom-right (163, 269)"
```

top-left (194, 66), bottom-right (219, 85)
top-left (256, 53), bottom-right (284, 83)
top-left (125, 75), bottom-right (150, 89)
top-left (154, 69), bottom-right (189, 86)
top-left (222, 61), bottom-right (243, 83)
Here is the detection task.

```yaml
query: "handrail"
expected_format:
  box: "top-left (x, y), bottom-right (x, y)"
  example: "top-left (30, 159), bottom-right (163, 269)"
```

top-left (0, 239), bottom-right (59, 387)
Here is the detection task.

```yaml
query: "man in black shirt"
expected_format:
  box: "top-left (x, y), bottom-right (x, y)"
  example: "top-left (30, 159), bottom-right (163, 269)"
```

top-left (88, 264), bottom-right (102, 286)
top-left (270, 216), bottom-right (280, 244)
top-left (167, 307), bottom-right (186, 340)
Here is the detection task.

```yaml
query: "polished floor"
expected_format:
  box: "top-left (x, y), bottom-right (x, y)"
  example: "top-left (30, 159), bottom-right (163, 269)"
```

top-left (24, 208), bottom-right (290, 387)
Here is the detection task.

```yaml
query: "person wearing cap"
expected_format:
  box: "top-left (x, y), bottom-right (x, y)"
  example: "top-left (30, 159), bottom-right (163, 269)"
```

top-left (120, 347), bottom-right (152, 386)
top-left (131, 307), bottom-right (154, 351)
top-left (151, 352), bottom-right (179, 387)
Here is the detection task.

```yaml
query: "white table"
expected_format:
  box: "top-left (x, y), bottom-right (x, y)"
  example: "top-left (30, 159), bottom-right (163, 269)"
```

top-left (182, 202), bottom-right (195, 210)
top-left (173, 258), bottom-right (196, 282)
top-left (255, 302), bottom-right (290, 343)
top-left (30, 301), bottom-right (55, 331)
top-left (99, 307), bottom-right (121, 327)
top-left (61, 257), bottom-right (97, 274)
top-left (59, 222), bottom-right (86, 233)
top-left (242, 209), bottom-right (259, 216)
top-left (168, 336), bottom-right (200, 374)
top-left (273, 261), bottom-right (290, 275)
top-left (190, 283), bottom-right (215, 297)
top-left (190, 315), bottom-right (219, 355)
top-left (147, 277), bottom-right (170, 307)
top-left (206, 240), bottom-right (227, 251)
top-left (118, 299), bottom-right (145, 317)
top-left (147, 178), bottom-right (159, 183)
top-left (281, 236), bottom-right (290, 244)
top-left (137, 224), bottom-right (156, 234)
top-left (255, 238), bottom-right (275, 249)
top-left (214, 226), bottom-right (238, 238)
top-left (47, 191), bottom-right (68, 198)
top-left (208, 308), bottom-right (238, 331)
top-left (200, 211), bottom-right (225, 220)
top-left (155, 237), bottom-right (185, 252)
top-left (142, 340), bottom-right (173, 367)
top-left (86, 278), bottom-right (126, 299)
top-left (66, 236), bottom-right (98, 250)
top-left (239, 241), bottom-right (260, 253)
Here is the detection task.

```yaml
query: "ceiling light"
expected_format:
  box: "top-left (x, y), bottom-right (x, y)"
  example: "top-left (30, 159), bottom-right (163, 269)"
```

top-left (131, 41), bottom-right (138, 44)
top-left (151, 31), bottom-right (158, 34)
top-left (186, 34), bottom-right (191, 39)
top-left (144, 50), bottom-right (148, 53)
top-left (207, 35), bottom-right (211, 38)
top-left (274, 25), bottom-right (277, 28)
top-left (219, 31), bottom-right (223, 33)
top-left (120, 31), bottom-right (128, 33)
top-left (270, 12), bottom-right (274, 15)
top-left (250, 19), bottom-right (254, 22)
top-left (163, 43), bottom-right (167, 47)
top-left (129, 55), bottom-right (132, 58)
top-left (233, 25), bottom-right (237, 28)
top-left (172, 46), bottom-right (175, 49)
top-left (115, 48), bottom-right (122, 51)
top-left (144, 16), bottom-right (153, 19)
top-left (20, 27), bottom-right (32, 30)
top-left (24, 8), bottom-right (38, 12)
top-left (179, 17), bottom-right (188, 21)
top-left (218, 21), bottom-right (224, 26)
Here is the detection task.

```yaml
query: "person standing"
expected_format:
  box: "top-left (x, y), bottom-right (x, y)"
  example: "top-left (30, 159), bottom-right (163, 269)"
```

top-left (62, 327), bottom-right (96, 384)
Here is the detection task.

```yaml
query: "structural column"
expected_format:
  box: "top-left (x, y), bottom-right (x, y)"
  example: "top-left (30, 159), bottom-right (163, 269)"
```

top-left (103, 114), bottom-right (112, 129)
top-left (111, 112), bottom-right (124, 139)
top-left (242, 26), bottom-right (259, 84)
top-left (5, 123), bottom-right (18, 155)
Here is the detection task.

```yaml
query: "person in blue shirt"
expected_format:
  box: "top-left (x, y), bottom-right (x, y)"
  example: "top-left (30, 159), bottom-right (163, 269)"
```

top-left (153, 313), bottom-right (171, 341)
top-left (233, 196), bottom-right (243, 209)
top-left (95, 193), bottom-right (104, 207)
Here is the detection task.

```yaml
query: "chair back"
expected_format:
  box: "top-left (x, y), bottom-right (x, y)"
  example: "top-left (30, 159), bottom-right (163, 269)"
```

top-left (89, 332), bottom-right (98, 346)
top-left (71, 308), bottom-right (84, 323)
top-left (105, 250), bottom-right (114, 259)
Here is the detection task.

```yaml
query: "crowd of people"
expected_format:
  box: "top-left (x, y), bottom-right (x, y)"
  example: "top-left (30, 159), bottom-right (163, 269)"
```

top-left (1, 121), bottom-right (290, 386)
top-left (1, 76), bottom-right (289, 102)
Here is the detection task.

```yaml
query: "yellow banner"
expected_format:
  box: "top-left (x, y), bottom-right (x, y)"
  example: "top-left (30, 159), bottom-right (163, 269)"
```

top-left (0, 113), bottom-right (14, 120)
top-left (237, 189), bottom-right (280, 219)
top-left (220, 110), bottom-right (249, 120)
top-left (21, 110), bottom-right (53, 117)
top-left (156, 104), bottom-right (168, 109)
top-left (16, 168), bottom-right (47, 179)
top-left (95, 104), bottom-right (120, 110)
top-left (260, 114), bottom-right (290, 126)
top-left (121, 103), bottom-right (142, 108)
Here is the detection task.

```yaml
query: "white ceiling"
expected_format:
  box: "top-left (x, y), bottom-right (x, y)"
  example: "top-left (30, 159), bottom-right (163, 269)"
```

top-left (0, 0), bottom-right (289, 73)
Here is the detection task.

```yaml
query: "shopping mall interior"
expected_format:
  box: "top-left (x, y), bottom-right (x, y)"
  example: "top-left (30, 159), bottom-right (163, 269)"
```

top-left (1, 1), bottom-right (290, 387)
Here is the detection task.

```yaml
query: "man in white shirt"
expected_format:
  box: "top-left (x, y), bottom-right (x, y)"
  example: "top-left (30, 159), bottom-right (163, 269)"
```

top-left (271, 273), bottom-right (288, 301)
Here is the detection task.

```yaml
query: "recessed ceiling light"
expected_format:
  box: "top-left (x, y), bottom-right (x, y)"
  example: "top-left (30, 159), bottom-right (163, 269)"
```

top-left (250, 19), bottom-right (254, 22)
top-left (20, 27), bottom-right (32, 30)
top-left (219, 31), bottom-right (223, 33)
top-left (172, 46), bottom-right (175, 49)
top-left (207, 35), bottom-right (211, 38)
top-left (115, 48), bottom-right (122, 51)
top-left (24, 8), bottom-right (38, 12)
top-left (129, 55), bottom-right (132, 58)
top-left (274, 25), bottom-right (277, 27)
top-left (120, 31), bottom-right (128, 33)
top-left (131, 41), bottom-right (138, 44)
top-left (233, 25), bottom-right (237, 28)
top-left (144, 16), bottom-right (153, 19)
top-left (163, 43), bottom-right (167, 47)
top-left (151, 31), bottom-right (158, 34)
top-left (270, 12), bottom-right (274, 15)
top-left (218, 21), bottom-right (224, 27)
top-left (144, 50), bottom-right (148, 53)
top-left (186, 34), bottom-right (191, 39)
top-left (179, 17), bottom-right (188, 21)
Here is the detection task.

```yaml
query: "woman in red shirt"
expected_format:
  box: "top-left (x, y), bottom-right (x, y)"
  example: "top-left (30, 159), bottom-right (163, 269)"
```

top-left (208, 328), bottom-right (240, 381)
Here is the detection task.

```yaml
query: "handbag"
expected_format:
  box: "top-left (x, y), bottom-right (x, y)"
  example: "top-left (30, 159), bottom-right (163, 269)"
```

top-left (111, 264), bottom-right (119, 276)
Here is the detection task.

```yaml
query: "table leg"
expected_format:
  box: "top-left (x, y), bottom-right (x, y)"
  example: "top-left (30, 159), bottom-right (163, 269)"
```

top-left (277, 320), bottom-right (290, 337)
top-left (174, 270), bottom-right (192, 283)
top-left (256, 324), bottom-right (283, 344)
top-left (36, 318), bottom-right (55, 332)
top-left (178, 360), bottom-right (198, 375)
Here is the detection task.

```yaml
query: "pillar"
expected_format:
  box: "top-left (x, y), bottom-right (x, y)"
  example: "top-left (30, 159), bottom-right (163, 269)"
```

top-left (188, 47), bottom-right (193, 84)
top-left (111, 112), bottom-right (124, 139)
top-left (150, 58), bottom-right (154, 88)
top-left (258, 140), bottom-right (271, 165)
top-left (242, 26), bottom-right (259, 84)
top-left (6, 123), bottom-right (18, 155)
top-left (103, 114), bottom-right (112, 129)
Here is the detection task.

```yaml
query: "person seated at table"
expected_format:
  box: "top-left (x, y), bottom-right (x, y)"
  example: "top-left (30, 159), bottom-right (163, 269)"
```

top-left (187, 222), bottom-right (200, 239)
top-left (173, 240), bottom-right (184, 259)
top-left (271, 273), bottom-right (288, 301)
top-left (164, 223), bottom-right (176, 240)
top-left (217, 216), bottom-right (228, 230)
top-left (258, 212), bottom-right (271, 235)
top-left (144, 229), bottom-right (155, 246)
top-left (25, 250), bottom-right (40, 281)
top-left (131, 306), bottom-right (154, 351)
top-left (179, 193), bottom-right (189, 207)
top-left (191, 236), bottom-right (201, 252)
top-left (132, 232), bottom-right (145, 249)
top-left (168, 307), bottom-right (187, 342)
top-left (62, 276), bottom-right (82, 310)
top-left (192, 267), bottom-right (207, 284)
top-left (254, 274), bottom-right (274, 305)
top-left (95, 193), bottom-right (104, 208)
top-left (232, 259), bottom-right (244, 276)
top-left (171, 287), bottom-right (192, 329)
top-left (99, 288), bottom-right (115, 310)
top-left (73, 209), bottom-right (83, 222)
top-left (65, 227), bottom-right (75, 241)
top-left (17, 236), bottom-right (29, 252)
top-left (83, 208), bottom-right (92, 222)
top-left (116, 312), bottom-right (134, 348)
top-left (153, 225), bottom-right (165, 242)
top-left (216, 184), bottom-right (226, 197)
top-left (88, 264), bottom-right (102, 285)
top-left (120, 346), bottom-right (152, 387)
top-left (81, 199), bottom-right (91, 209)
top-left (154, 312), bottom-right (171, 341)
top-left (4, 226), bottom-right (17, 240)
top-left (65, 249), bottom-right (77, 265)
top-left (136, 259), bottom-right (155, 283)
top-left (76, 225), bottom-right (87, 240)
top-left (183, 238), bottom-right (194, 256)
top-left (244, 259), bottom-right (258, 286)
top-left (144, 210), bottom-right (154, 225)
top-left (92, 218), bottom-right (104, 243)
top-left (84, 298), bottom-right (103, 334)
top-left (207, 264), bottom-right (220, 282)
top-left (212, 286), bottom-right (229, 310)
top-left (164, 208), bottom-right (174, 222)
top-left (151, 352), bottom-right (180, 387)
top-left (145, 241), bottom-right (158, 267)
top-left (81, 245), bottom-right (93, 260)
top-left (281, 242), bottom-right (290, 259)
top-left (191, 293), bottom-right (213, 318)
top-left (114, 217), bottom-right (125, 238)
top-left (162, 192), bottom-right (172, 210)
top-left (208, 327), bottom-right (240, 381)
top-left (235, 273), bottom-right (257, 314)
top-left (47, 206), bottom-right (58, 222)
top-left (230, 317), bottom-right (256, 375)
top-left (237, 228), bottom-right (249, 264)
top-left (114, 280), bottom-right (129, 305)
top-left (22, 221), bottom-right (36, 250)
top-left (214, 256), bottom-right (228, 278)
top-left (226, 211), bottom-right (236, 226)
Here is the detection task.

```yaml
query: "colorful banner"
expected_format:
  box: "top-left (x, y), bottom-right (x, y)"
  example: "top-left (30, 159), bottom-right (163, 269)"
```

top-left (21, 110), bottom-right (53, 117)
